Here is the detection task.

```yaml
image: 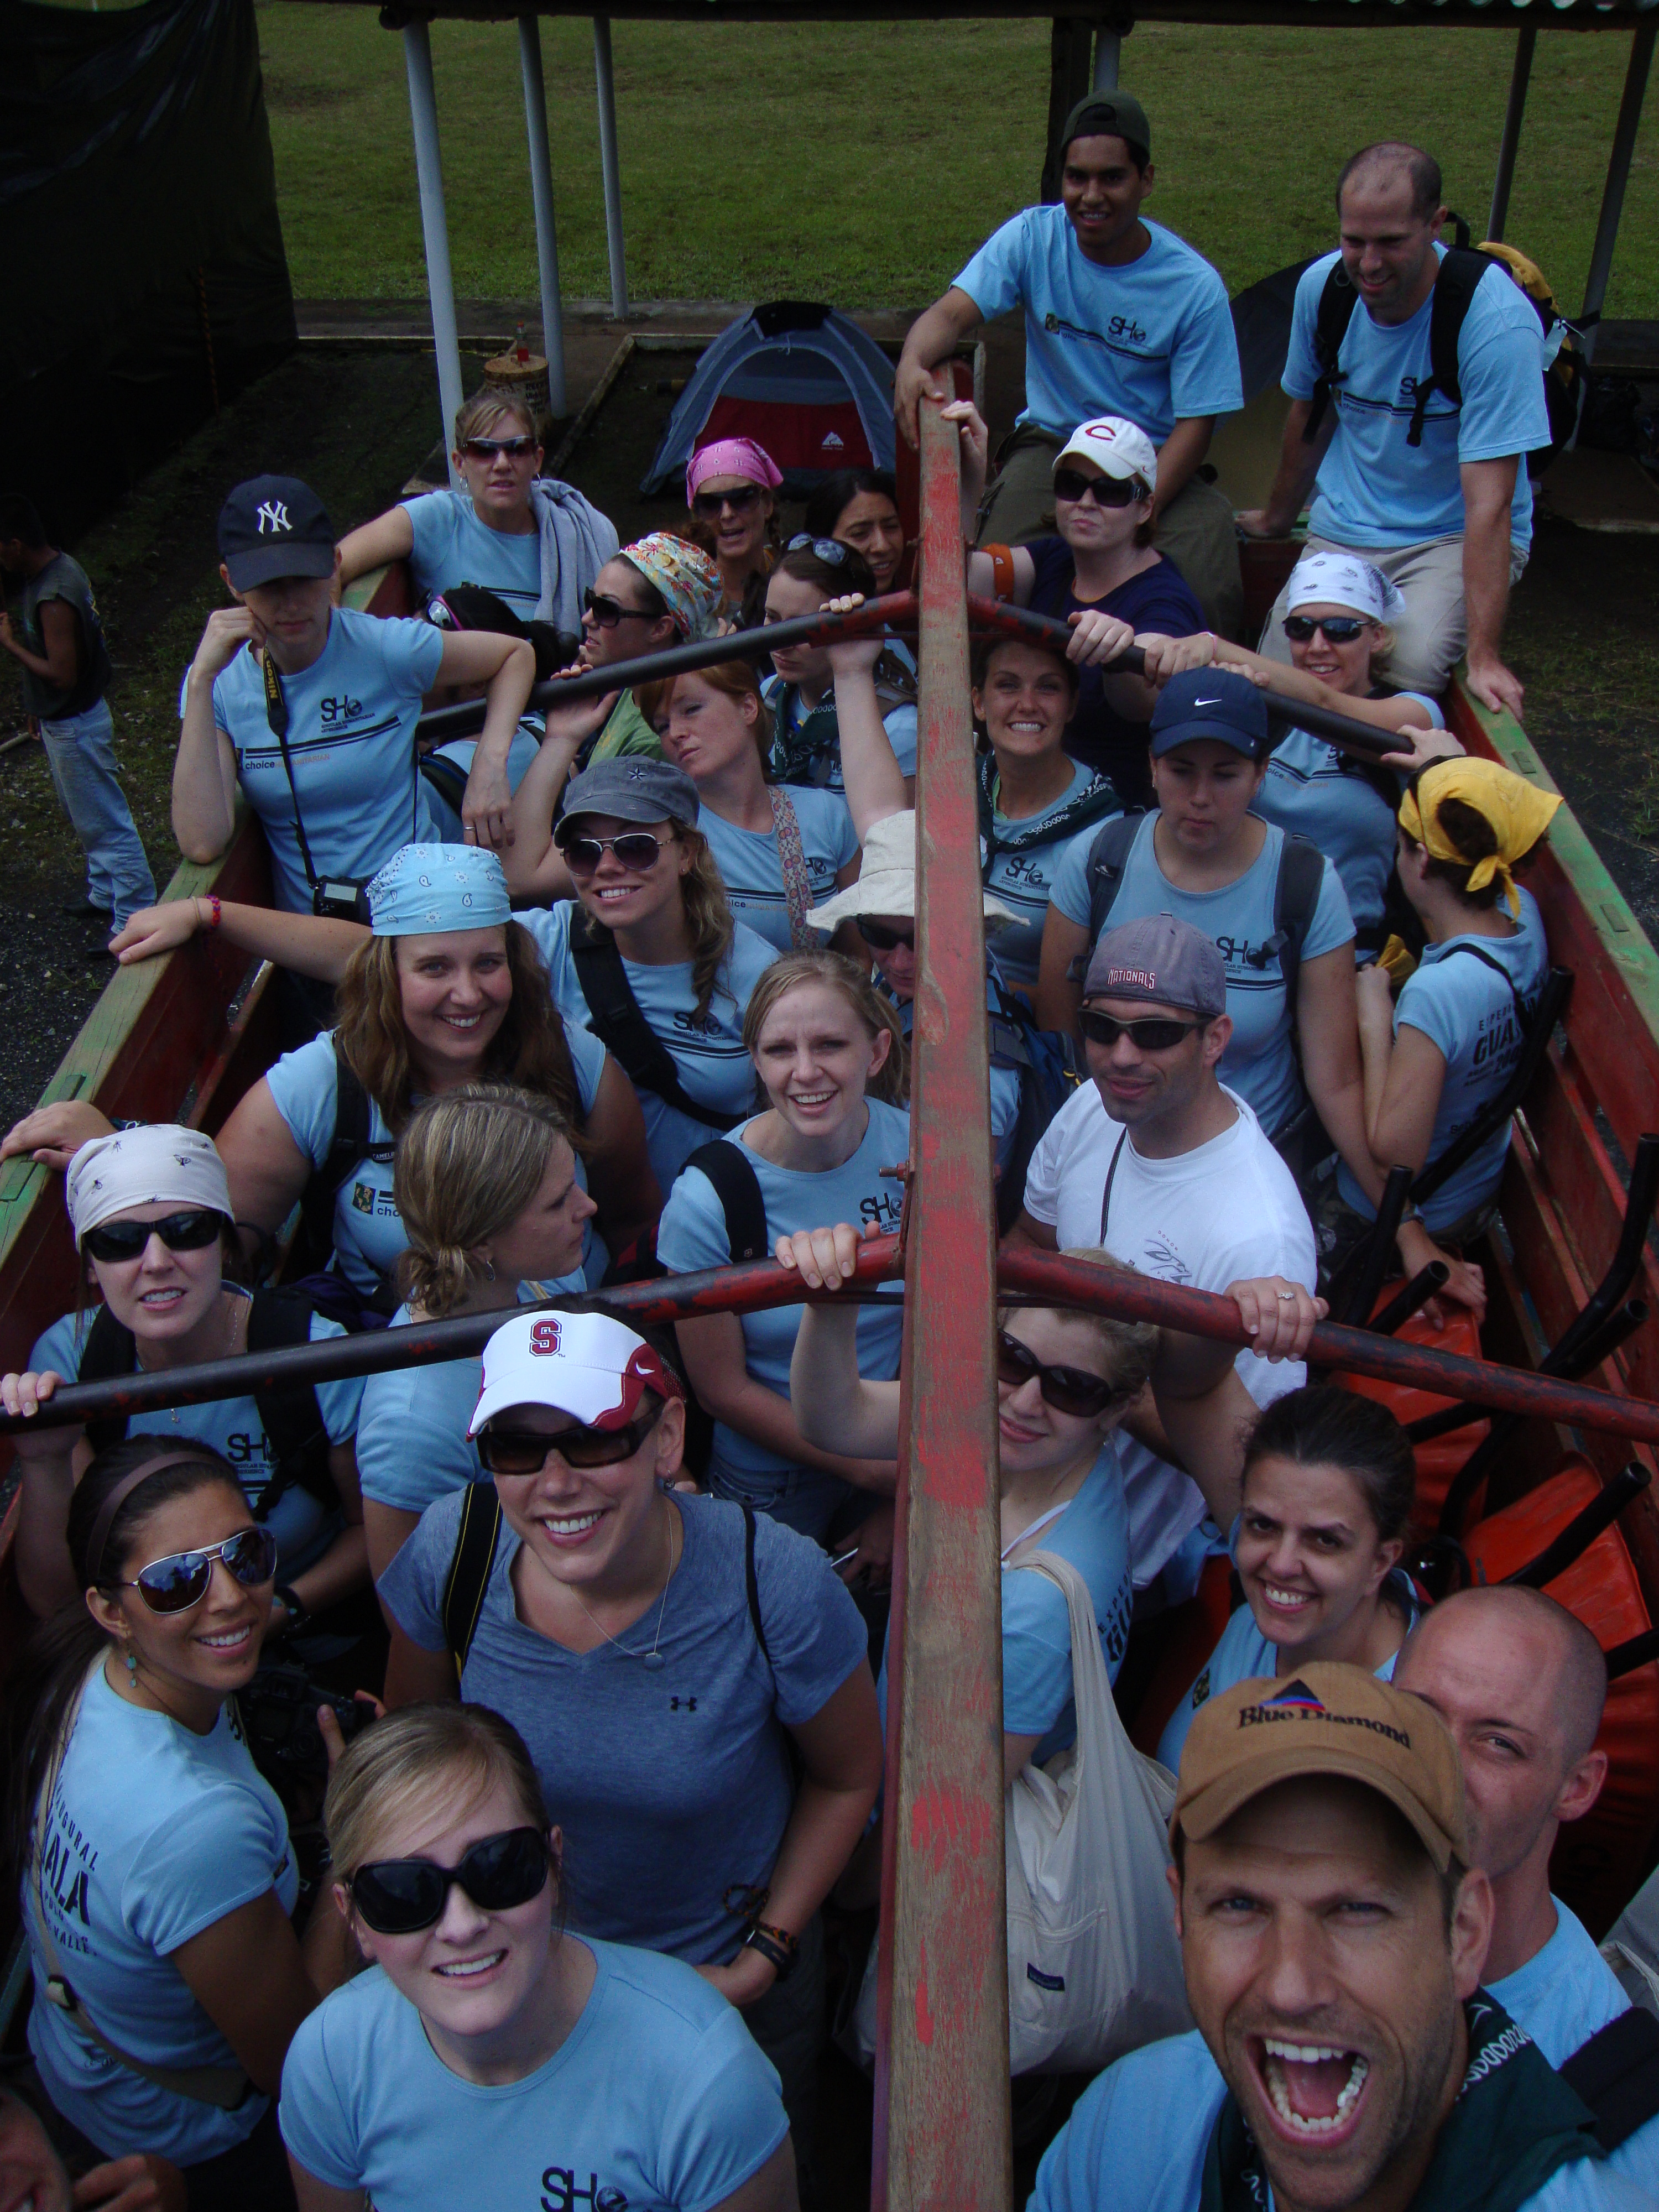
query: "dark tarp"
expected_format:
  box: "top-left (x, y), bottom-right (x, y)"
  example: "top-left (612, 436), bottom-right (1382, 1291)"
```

top-left (0, 0), bottom-right (296, 541)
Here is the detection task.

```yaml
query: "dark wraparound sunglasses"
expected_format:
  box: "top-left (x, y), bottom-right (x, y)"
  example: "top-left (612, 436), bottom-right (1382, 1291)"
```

top-left (1282, 615), bottom-right (1368, 644)
top-left (113, 1525), bottom-right (279, 1615)
top-left (692, 484), bottom-right (763, 518)
top-left (583, 589), bottom-right (655, 630)
top-left (82, 1209), bottom-right (226, 1265)
top-left (350, 1827), bottom-right (550, 1936)
top-left (476, 1407), bottom-right (663, 1475)
top-left (857, 918), bottom-right (914, 952)
top-left (555, 829), bottom-right (671, 875)
top-left (1078, 1009), bottom-right (1204, 1052)
top-left (462, 437), bottom-right (538, 461)
top-left (997, 1332), bottom-right (1124, 1418)
top-left (1052, 468), bottom-right (1147, 509)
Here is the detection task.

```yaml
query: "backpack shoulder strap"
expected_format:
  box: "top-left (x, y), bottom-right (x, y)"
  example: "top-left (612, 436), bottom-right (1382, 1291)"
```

top-left (1411, 246), bottom-right (1493, 446)
top-left (568, 911), bottom-right (744, 1131)
top-left (1269, 832), bottom-right (1328, 1028)
top-left (741, 1501), bottom-right (774, 1680)
top-left (1303, 262), bottom-right (1362, 442)
top-left (685, 1139), bottom-right (770, 1265)
top-left (76, 1305), bottom-right (137, 1454)
top-left (1559, 2006), bottom-right (1659, 2153)
top-left (300, 1042), bottom-right (384, 1262)
top-left (1084, 810), bottom-right (1147, 952)
top-left (246, 1291), bottom-right (337, 1511)
top-left (442, 1482), bottom-right (504, 1678)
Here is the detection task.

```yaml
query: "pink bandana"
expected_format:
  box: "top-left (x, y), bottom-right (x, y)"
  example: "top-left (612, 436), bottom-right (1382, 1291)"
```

top-left (686, 437), bottom-right (782, 504)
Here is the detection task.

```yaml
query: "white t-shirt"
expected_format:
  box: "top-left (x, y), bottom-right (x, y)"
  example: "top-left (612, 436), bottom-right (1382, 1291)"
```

top-left (1022, 1082), bottom-right (1316, 1585)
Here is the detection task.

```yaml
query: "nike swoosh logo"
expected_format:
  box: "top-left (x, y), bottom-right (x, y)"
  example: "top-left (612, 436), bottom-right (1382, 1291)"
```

top-left (1193, 696), bottom-right (1224, 707)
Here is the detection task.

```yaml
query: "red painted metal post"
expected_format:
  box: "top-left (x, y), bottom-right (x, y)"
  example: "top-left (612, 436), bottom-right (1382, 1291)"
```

top-left (874, 400), bottom-right (1011, 2211)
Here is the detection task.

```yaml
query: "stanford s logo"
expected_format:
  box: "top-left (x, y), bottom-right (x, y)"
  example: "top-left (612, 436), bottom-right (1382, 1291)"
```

top-left (529, 1317), bottom-right (562, 1356)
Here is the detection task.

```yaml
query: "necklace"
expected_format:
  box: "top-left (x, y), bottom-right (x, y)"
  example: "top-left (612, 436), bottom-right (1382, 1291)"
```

top-left (564, 1501), bottom-right (679, 1671)
top-left (137, 1292), bottom-right (244, 1427)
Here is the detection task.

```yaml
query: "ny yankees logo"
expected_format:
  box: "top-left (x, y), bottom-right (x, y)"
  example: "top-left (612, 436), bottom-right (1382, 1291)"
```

top-left (255, 500), bottom-right (290, 534)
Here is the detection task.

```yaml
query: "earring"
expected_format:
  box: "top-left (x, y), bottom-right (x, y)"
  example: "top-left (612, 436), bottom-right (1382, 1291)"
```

top-left (123, 1647), bottom-right (138, 1684)
top-left (481, 1258), bottom-right (496, 1283)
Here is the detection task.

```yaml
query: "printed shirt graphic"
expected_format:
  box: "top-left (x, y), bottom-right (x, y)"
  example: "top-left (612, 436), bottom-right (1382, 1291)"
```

top-left (202, 609), bottom-right (445, 911)
top-left (1282, 247), bottom-right (1551, 551)
top-left (697, 791), bottom-right (859, 952)
top-left (980, 757), bottom-right (1121, 992)
top-left (27, 1669), bottom-right (298, 2166)
top-left (954, 208), bottom-right (1242, 444)
top-left (400, 492), bottom-right (543, 617)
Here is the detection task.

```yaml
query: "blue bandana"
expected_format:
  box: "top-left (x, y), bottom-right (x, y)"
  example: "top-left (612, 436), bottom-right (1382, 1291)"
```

top-left (366, 844), bottom-right (512, 937)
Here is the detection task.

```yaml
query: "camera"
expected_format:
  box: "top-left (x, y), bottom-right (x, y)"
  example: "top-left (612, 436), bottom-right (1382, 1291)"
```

top-left (240, 1662), bottom-right (375, 1780)
top-left (312, 878), bottom-right (371, 924)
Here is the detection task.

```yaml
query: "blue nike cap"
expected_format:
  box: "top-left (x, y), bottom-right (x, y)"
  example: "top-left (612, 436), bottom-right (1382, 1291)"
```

top-left (1150, 667), bottom-right (1273, 763)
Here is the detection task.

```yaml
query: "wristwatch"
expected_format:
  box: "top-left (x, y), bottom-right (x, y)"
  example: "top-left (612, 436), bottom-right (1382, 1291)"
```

top-left (743, 1920), bottom-right (800, 1981)
top-left (273, 1583), bottom-right (308, 1632)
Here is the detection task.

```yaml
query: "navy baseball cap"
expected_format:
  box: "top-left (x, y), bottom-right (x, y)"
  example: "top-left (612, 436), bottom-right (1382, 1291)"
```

top-left (217, 476), bottom-right (336, 591)
top-left (1150, 668), bottom-right (1272, 762)
top-left (556, 757), bottom-right (700, 836)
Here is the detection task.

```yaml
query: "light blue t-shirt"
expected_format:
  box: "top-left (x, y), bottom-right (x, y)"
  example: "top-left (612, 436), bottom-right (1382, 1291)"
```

top-left (954, 208), bottom-right (1242, 445)
top-left (263, 1020), bottom-right (611, 1298)
top-left (1052, 813), bottom-right (1355, 1137)
top-left (1335, 888), bottom-right (1547, 1233)
top-left (1156, 1567), bottom-right (1418, 1774)
top-left (1003, 1447), bottom-right (1134, 1760)
top-left (32, 1295), bottom-right (362, 1579)
top-left (279, 1940), bottom-right (788, 2212)
top-left (401, 490), bottom-right (544, 618)
top-left (1251, 691), bottom-right (1442, 935)
top-left (655, 1102), bottom-right (909, 1521)
top-left (982, 760), bottom-right (1121, 992)
top-left (698, 789), bottom-right (860, 952)
top-left (1028, 2022), bottom-right (1640, 2212)
top-left (379, 1489), bottom-right (867, 1964)
top-left (26, 1667), bottom-right (299, 2165)
top-left (202, 609), bottom-right (446, 912)
top-left (519, 902), bottom-right (779, 1196)
top-left (1493, 1899), bottom-right (1659, 2199)
top-left (886, 969), bottom-right (1022, 1173)
top-left (421, 724), bottom-right (544, 846)
top-left (763, 676), bottom-right (920, 790)
top-left (1282, 247), bottom-right (1551, 552)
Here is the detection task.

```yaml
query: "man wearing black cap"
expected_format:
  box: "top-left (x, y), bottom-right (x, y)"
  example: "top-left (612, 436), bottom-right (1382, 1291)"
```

top-left (894, 92), bottom-right (1243, 632)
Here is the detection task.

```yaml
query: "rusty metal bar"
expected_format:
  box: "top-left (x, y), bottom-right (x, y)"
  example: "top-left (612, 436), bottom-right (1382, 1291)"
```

top-left (875, 400), bottom-right (1011, 2212)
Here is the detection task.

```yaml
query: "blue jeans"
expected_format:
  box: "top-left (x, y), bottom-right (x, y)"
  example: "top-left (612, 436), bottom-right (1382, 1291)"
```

top-left (39, 698), bottom-right (155, 927)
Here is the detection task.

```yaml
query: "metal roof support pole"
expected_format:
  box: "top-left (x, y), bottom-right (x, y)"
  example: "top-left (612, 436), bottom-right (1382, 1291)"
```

top-left (1486, 25), bottom-right (1536, 244)
top-left (873, 385), bottom-right (1011, 2212)
top-left (1580, 19), bottom-right (1656, 364)
top-left (401, 20), bottom-right (465, 490)
top-left (592, 17), bottom-right (629, 319)
top-left (1093, 23), bottom-right (1120, 89)
top-left (517, 14), bottom-right (567, 419)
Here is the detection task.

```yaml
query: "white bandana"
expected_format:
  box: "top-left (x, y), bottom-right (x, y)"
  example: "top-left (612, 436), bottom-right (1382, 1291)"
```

top-left (1286, 551), bottom-right (1407, 624)
top-left (66, 1125), bottom-right (232, 1247)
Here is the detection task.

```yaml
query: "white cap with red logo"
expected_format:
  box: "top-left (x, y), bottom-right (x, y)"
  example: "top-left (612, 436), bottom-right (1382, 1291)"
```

top-left (1053, 415), bottom-right (1159, 493)
top-left (468, 1309), bottom-right (685, 1436)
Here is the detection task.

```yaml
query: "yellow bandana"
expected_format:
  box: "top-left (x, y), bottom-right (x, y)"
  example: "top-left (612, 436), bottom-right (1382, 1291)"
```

top-left (1397, 758), bottom-right (1561, 920)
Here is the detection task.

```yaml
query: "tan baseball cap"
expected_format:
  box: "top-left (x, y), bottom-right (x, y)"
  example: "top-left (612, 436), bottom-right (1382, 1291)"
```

top-left (1172, 1662), bottom-right (1467, 1873)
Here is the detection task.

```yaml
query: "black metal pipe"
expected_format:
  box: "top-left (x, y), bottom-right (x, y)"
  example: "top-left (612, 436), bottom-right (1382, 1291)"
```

top-left (1605, 1623), bottom-right (1659, 1682)
top-left (1411, 969), bottom-right (1574, 1207)
top-left (1503, 1463), bottom-right (1650, 1589)
top-left (1412, 1298), bottom-right (1647, 1451)
top-left (1369, 1262), bottom-right (1449, 1338)
top-left (1342, 1166), bottom-right (1416, 1328)
top-left (1546, 1131), bottom-right (1659, 1375)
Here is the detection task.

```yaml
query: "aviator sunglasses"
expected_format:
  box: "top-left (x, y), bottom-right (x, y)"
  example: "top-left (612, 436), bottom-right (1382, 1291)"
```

top-left (476, 1406), bottom-right (664, 1475)
top-left (112, 1525), bottom-right (279, 1615)
top-left (82, 1208), bottom-right (226, 1266)
top-left (1282, 614), bottom-right (1368, 645)
top-left (997, 1332), bottom-right (1123, 1418)
top-left (1051, 468), bottom-right (1147, 510)
top-left (692, 483), bottom-right (764, 519)
top-left (349, 1826), bottom-right (550, 1936)
top-left (461, 436), bottom-right (538, 462)
top-left (1078, 1009), bottom-right (1203, 1052)
top-left (555, 827), bottom-right (671, 875)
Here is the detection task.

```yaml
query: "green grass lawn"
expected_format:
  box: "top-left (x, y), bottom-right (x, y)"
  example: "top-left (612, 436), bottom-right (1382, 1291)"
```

top-left (258, 6), bottom-right (1658, 314)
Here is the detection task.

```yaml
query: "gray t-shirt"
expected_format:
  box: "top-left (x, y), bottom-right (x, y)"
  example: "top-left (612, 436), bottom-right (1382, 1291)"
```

top-left (378, 1489), bottom-right (868, 1964)
top-left (13, 551), bottom-right (111, 720)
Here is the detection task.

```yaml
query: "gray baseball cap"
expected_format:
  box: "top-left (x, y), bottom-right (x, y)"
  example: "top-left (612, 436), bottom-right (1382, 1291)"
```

top-left (1084, 912), bottom-right (1227, 1019)
top-left (556, 756), bottom-right (699, 836)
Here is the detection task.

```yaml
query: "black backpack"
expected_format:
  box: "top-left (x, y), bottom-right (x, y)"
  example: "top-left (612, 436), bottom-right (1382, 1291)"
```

top-left (295, 1041), bottom-right (397, 1274)
top-left (567, 909), bottom-right (753, 1132)
top-left (1559, 2006), bottom-right (1659, 2153)
top-left (77, 1290), bottom-right (338, 1517)
top-left (987, 981), bottom-right (1083, 1237)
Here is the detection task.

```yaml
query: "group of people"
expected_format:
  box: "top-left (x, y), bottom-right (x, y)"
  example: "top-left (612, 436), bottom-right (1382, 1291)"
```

top-left (0, 86), bottom-right (1630, 2212)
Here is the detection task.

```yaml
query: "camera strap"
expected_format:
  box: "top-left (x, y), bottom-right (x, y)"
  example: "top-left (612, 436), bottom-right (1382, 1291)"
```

top-left (263, 650), bottom-right (324, 896)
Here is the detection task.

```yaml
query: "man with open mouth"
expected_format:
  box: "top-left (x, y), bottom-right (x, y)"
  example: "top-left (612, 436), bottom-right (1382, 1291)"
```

top-left (1030, 1662), bottom-right (1643, 2212)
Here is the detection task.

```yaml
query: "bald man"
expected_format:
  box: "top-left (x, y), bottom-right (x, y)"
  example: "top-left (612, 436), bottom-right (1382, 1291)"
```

top-left (1396, 1586), bottom-right (1659, 2189)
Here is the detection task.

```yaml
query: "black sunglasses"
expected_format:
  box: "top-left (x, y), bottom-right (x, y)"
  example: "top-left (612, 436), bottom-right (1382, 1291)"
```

top-left (997, 1332), bottom-right (1124, 1418)
top-left (582, 588), bottom-right (655, 630)
top-left (857, 918), bottom-right (914, 952)
top-left (462, 436), bottom-right (538, 461)
top-left (1052, 467), bottom-right (1146, 509)
top-left (82, 1208), bottom-right (226, 1265)
top-left (692, 484), bottom-right (763, 518)
top-left (1078, 1009), bottom-right (1205, 1051)
top-left (113, 1525), bottom-right (278, 1615)
top-left (785, 534), bottom-right (851, 565)
top-left (1282, 614), bottom-right (1368, 644)
top-left (556, 828), bottom-right (671, 875)
top-left (476, 1406), bottom-right (664, 1475)
top-left (350, 1827), bottom-right (550, 1936)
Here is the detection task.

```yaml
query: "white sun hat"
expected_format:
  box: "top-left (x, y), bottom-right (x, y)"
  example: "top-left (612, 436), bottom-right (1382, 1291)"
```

top-left (807, 811), bottom-right (1019, 935)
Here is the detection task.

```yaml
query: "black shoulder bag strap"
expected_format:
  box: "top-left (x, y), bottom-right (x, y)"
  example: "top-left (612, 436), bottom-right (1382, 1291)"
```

top-left (741, 1501), bottom-right (774, 1681)
top-left (1438, 938), bottom-right (1530, 1020)
top-left (246, 1291), bottom-right (337, 1514)
top-left (1559, 2006), bottom-right (1659, 2152)
top-left (1099, 1125), bottom-right (1130, 1244)
top-left (1303, 262), bottom-right (1361, 442)
top-left (1261, 833), bottom-right (1327, 1033)
top-left (686, 1140), bottom-right (770, 1263)
top-left (568, 910), bottom-right (745, 1132)
top-left (1083, 810), bottom-right (1147, 953)
top-left (263, 651), bottom-right (324, 900)
top-left (76, 1305), bottom-right (138, 1455)
top-left (442, 1481), bottom-right (505, 1678)
top-left (1408, 244), bottom-right (1492, 447)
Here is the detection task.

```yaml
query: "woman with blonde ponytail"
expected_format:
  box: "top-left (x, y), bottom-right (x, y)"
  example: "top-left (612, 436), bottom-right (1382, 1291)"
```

top-left (355, 1085), bottom-right (596, 1582)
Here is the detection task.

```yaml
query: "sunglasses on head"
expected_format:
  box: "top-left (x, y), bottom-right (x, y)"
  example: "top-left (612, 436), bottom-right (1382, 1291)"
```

top-left (82, 1209), bottom-right (226, 1266)
top-left (112, 1525), bottom-right (278, 1615)
top-left (1282, 614), bottom-right (1368, 644)
top-left (476, 1406), bottom-right (664, 1475)
top-left (1078, 1009), bottom-right (1204, 1051)
top-left (857, 918), bottom-right (914, 952)
top-left (349, 1826), bottom-right (550, 1936)
top-left (1052, 468), bottom-right (1146, 509)
top-left (785, 534), bottom-right (851, 565)
top-left (692, 483), bottom-right (763, 519)
top-left (462, 437), bottom-right (538, 462)
top-left (997, 1331), bottom-right (1123, 1418)
top-left (556, 828), bottom-right (671, 875)
top-left (582, 589), bottom-right (654, 630)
